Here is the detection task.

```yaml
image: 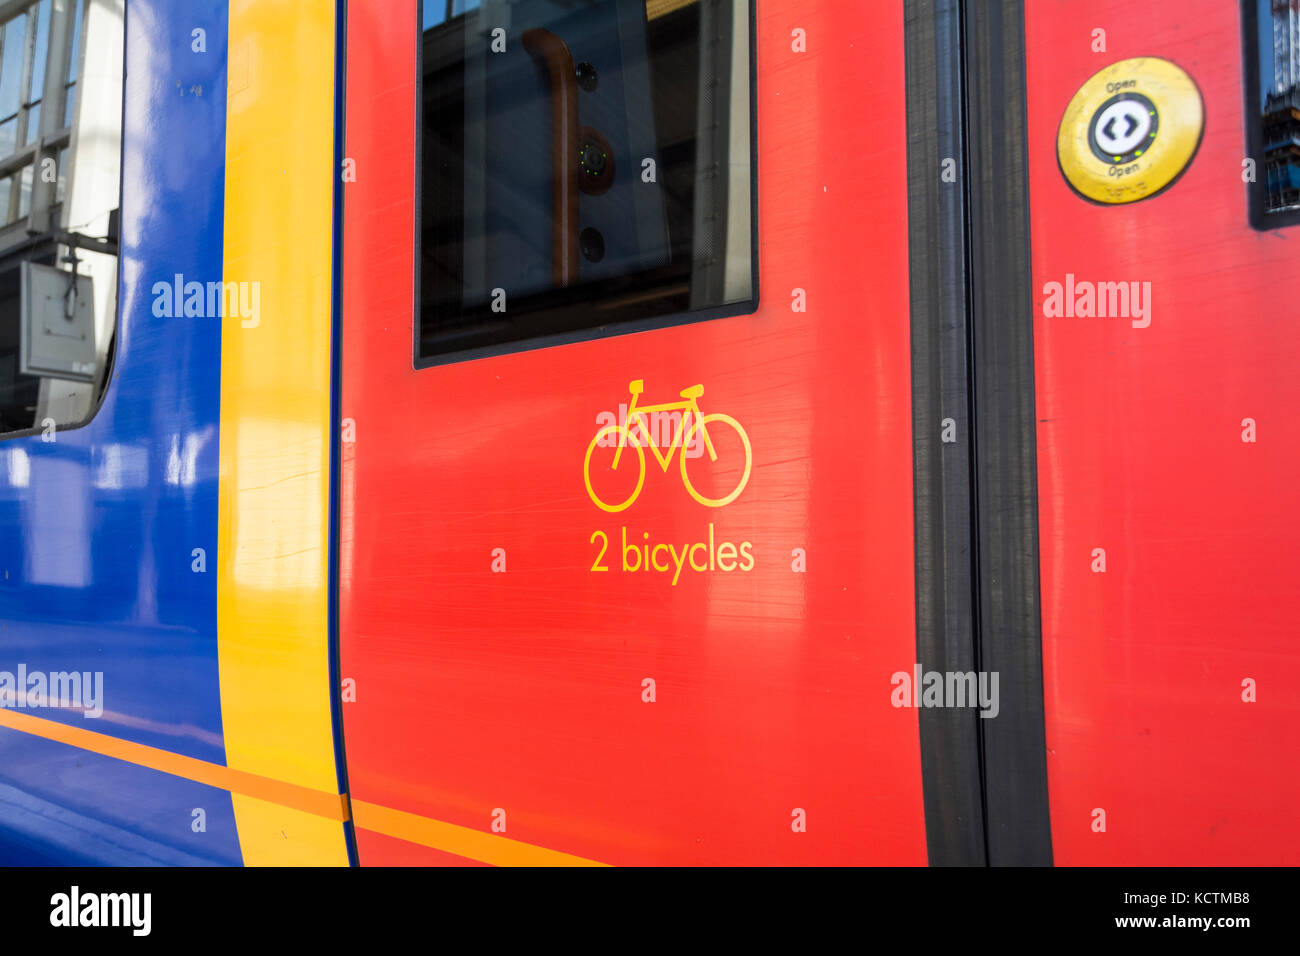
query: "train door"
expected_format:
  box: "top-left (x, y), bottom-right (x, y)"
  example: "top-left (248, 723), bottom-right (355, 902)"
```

top-left (906, 0), bottom-right (1300, 865)
top-left (338, 0), bottom-right (928, 865)
top-left (900, 0), bottom-right (1300, 867)
top-left (337, 0), bottom-right (1300, 867)
top-left (1021, 0), bottom-right (1300, 864)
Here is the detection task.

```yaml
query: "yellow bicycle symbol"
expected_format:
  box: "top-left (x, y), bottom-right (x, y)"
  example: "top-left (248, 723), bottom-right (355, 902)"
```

top-left (583, 379), bottom-right (752, 512)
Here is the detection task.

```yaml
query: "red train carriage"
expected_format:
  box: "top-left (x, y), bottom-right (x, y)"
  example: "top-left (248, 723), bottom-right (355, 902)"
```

top-left (0, 0), bottom-right (1292, 867)
top-left (337, 0), bottom-right (1300, 866)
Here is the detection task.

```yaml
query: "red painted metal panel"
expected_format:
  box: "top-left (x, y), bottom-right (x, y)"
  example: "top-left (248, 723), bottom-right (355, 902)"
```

top-left (340, 0), bottom-right (925, 864)
top-left (1025, 0), bottom-right (1300, 864)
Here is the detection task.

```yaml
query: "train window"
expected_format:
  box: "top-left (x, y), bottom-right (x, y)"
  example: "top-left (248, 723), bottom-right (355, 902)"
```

top-left (417, 0), bottom-right (757, 366)
top-left (0, 0), bottom-right (119, 438)
top-left (1244, 0), bottom-right (1300, 228)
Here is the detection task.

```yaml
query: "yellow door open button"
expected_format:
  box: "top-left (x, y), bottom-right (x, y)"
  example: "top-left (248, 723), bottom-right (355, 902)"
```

top-left (1058, 57), bottom-right (1203, 204)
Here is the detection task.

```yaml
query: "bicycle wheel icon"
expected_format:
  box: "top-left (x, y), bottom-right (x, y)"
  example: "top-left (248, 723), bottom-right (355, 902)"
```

top-left (680, 413), bottom-right (751, 508)
top-left (584, 424), bottom-right (647, 513)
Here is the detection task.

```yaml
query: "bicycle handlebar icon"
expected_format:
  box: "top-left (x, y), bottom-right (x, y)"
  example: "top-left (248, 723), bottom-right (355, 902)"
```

top-left (583, 380), bottom-right (752, 512)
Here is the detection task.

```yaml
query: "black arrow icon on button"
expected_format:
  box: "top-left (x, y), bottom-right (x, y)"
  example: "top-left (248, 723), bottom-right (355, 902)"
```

top-left (1103, 113), bottom-right (1139, 143)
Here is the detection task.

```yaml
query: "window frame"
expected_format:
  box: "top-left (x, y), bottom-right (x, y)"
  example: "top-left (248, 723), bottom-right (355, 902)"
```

top-left (0, 0), bottom-right (123, 444)
top-left (411, 0), bottom-right (760, 370)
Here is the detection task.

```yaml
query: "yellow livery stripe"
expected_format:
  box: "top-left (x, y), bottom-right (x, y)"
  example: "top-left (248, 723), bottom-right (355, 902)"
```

top-left (218, 0), bottom-right (347, 865)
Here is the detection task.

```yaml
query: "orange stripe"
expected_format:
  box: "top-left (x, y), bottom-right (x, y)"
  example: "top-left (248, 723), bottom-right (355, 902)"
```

top-left (0, 709), bottom-right (348, 822)
top-left (351, 800), bottom-right (609, 867)
top-left (0, 709), bottom-right (609, 866)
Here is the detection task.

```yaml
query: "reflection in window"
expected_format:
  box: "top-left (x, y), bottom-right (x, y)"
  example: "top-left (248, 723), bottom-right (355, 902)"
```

top-left (418, 0), bottom-right (755, 364)
top-left (0, 0), bottom-right (121, 438)
top-left (1249, 0), bottom-right (1300, 222)
top-left (424, 0), bottom-right (483, 31)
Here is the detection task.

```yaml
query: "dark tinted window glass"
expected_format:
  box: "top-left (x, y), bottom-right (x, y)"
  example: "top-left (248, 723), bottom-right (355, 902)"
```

top-left (1246, 0), bottom-right (1300, 227)
top-left (418, 0), bottom-right (755, 364)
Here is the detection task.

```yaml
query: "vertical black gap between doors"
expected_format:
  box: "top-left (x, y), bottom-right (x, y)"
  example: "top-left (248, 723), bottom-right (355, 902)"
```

top-left (906, 0), bottom-right (1053, 866)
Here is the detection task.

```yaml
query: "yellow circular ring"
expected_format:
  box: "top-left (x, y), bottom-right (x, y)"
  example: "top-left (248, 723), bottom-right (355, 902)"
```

top-left (1057, 57), bottom-right (1203, 204)
top-left (584, 423), bottom-right (646, 512)
top-left (679, 413), bottom-right (752, 508)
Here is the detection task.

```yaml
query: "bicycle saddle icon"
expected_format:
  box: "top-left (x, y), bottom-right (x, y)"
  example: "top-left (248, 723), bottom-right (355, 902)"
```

top-left (583, 380), bottom-right (752, 513)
